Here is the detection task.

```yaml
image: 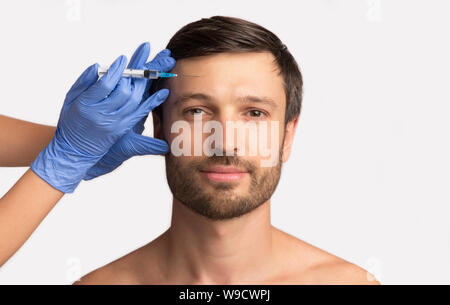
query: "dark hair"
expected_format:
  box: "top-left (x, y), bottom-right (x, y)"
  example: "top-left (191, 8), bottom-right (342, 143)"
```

top-left (148, 16), bottom-right (303, 124)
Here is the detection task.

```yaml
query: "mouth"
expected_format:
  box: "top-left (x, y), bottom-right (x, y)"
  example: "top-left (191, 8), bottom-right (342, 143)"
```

top-left (199, 166), bottom-right (249, 182)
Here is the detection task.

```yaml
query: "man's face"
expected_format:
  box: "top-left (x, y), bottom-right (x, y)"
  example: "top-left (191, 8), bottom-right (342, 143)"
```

top-left (156, 52), bottom-right (290, 220)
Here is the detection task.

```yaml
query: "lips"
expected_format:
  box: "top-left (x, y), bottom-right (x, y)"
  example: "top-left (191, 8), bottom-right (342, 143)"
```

top-left (200, 166), bottom-right (249, 182)
top-left (202, 166), bottom-right (248, 173)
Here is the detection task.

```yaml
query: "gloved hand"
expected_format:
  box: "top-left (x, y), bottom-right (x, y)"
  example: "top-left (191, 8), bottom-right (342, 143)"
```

top-left (31, 46), bottom-right (171, 193)
top-left (83, 43), bottom-right (176, 180)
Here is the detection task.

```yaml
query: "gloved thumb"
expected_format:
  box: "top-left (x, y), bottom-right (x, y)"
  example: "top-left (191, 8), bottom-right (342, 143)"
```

top-left (64, 63), bottom-right (99, 105)
top-left (125, 132), bottom-right (170, 156)
top-left (83, 131), bottom-right (169, 181)
top-left (129, 89), bottom-right (169, 127)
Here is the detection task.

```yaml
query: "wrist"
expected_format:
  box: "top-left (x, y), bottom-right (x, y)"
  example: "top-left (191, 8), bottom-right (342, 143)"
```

top-left (31, 138), bottom-right (102, 193)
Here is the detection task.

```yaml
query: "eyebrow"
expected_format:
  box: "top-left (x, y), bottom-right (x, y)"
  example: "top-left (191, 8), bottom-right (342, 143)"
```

top-left (174, 93), bottom-right (277, 108)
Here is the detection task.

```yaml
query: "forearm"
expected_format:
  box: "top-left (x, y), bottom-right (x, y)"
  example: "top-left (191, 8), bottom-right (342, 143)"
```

top-left (0, 168), bottom-right (63, 266)
top-left (0, 115), bottom-right (56, 167)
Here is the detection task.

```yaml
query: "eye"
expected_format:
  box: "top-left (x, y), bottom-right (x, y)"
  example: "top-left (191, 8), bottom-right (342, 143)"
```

top-left (185, 108), bottom-right (206, 116)
top-left (247, 109), bottom-right (267, 118)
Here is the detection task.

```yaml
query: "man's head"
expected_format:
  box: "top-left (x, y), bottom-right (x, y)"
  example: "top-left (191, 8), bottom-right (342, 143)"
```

top-left (148, 16), bottom-right (303, 221)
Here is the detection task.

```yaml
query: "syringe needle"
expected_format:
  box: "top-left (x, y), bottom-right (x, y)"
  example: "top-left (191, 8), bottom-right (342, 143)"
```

top-left (177, 74), bottom-right (201, 77)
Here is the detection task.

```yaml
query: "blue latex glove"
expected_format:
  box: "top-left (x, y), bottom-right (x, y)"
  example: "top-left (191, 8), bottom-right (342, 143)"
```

top-left (83, 43), bottom-right (176, 180)
top-left (31, 49), bottom-right (170, 193)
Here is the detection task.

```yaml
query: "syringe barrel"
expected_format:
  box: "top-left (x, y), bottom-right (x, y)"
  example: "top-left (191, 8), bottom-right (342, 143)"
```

top-left (97, 67), bottom-right (159, 79)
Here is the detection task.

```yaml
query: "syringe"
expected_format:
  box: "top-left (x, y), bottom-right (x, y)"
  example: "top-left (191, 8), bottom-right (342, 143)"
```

top-left (98, 67), bottom-right (177, 79)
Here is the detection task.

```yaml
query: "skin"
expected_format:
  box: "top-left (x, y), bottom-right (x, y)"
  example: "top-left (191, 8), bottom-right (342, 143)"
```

top-left (0, 115), bottom-right (55, 167)
top-left (0, 115), bottom-right (63, 266)
top-left (0, 169), bottom-right (63, 266)
top-left (76, 52), bottom-right (380, 285)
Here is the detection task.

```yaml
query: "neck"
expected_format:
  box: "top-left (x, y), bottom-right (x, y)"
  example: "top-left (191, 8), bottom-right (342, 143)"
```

top-left (162, 197), bottom-right (275, 284)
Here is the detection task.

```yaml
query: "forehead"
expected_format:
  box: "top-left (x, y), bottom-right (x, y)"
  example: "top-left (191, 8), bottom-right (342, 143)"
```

top-left (165, 52), bottom-right (285, 106)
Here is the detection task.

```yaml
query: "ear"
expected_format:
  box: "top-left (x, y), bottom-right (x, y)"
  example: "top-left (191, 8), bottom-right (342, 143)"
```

top-left (152, 112), bottom-right (163, 140)
top-left (281, 116), bottom-right (299, 163)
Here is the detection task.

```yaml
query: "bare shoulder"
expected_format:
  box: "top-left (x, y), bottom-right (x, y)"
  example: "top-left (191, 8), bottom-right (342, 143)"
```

top-left (273, 228), bottom-right (380, 285)
top-left (73, 249), bottom-right (144, 285)
top-left (305, 257), bottom-right (380, 285)
top-left (74, 233), bottom-right (167, 285)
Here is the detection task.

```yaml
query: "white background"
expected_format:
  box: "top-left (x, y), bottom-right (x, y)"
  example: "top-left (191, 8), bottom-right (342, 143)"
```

top-left (0, 0), bottom-right (449, 284)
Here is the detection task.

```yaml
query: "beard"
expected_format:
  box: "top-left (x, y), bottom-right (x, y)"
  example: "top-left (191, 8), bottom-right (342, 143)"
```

top-left (165, 152), bottom-right (283, 221)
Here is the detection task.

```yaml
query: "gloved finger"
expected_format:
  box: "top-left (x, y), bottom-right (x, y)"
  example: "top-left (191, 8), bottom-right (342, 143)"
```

top-left (127, 89), bottom-right (170, 126)
top-left (143, 49), bottom-right (170, 70)
top-left (109, 81), bottom-right (145, 117)
top-left (100, 77), bottom-right (133, 111)
top-left (145, 48), bottom-right (171, 67)
top-left (128, 76), bottom-right (148, 108)
top-left (144, 53), bottom-right (176, 73)
top-left (128, 42), bottom-right (150, 69)
top-left (133, 116), bottom-right (147, 134)
top-left (83, 130), bottom-right (169, 181)
top-left (83, 157), bottom-right (118, 180)
top-left (129, 68), bottom-right (147, 100)
top-left (128, 43), bottom-right (153, 108)
top-left (156, 48), bottom-right (171, 58)
top-left (64, 63), bottom-right (99, 105)
top-left (136, 49), bottom-right (174, 108)
top-left (79, 55), bottom-right (127, 103)
top-left (125, 132), bottom-right (170, 155)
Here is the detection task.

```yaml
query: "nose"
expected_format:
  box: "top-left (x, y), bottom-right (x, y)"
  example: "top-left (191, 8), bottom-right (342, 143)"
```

top-left (215, 112), bottom-right (243, 157)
